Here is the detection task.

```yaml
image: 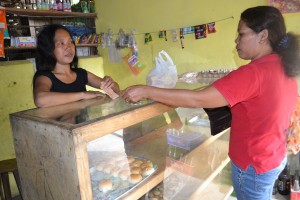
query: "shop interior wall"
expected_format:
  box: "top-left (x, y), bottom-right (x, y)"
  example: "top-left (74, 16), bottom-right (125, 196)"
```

top-left (0, 0), bottom-right (299, 196)
top-left (0, 56), bottom-right (103, 196)
top-left (95, 0), bottom-right (300, 89)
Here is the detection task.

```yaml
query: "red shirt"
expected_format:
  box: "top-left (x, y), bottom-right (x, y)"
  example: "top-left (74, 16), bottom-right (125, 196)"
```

top-left (213, 54), bottom-right (298, 174)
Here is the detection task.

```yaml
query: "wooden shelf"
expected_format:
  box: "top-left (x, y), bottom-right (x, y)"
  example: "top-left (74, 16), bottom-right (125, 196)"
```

top-left (4, 46), bottom-right (36, 50)
top-left (76, 44), bottom-right (100, 47)
top-left (3, 7), bottom-right (98, 60)
top-left (4, 44), bottom-right (100, 50)
top-left (4, 7), bottom-right (97, 18)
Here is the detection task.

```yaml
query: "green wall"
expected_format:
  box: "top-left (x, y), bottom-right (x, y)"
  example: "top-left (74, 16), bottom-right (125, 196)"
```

top-left (95, 0), bottom-right (300, 88)
top-left (0, 61), bottom-right (36, 160)
top-left (0, 57), bottom-right (103, 196)
top-left (0, 61), bottom-right (35, 195)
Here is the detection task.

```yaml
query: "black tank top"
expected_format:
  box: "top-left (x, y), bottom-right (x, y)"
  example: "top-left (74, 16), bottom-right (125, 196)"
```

top-left (34, 68), bottom-right (88, 92)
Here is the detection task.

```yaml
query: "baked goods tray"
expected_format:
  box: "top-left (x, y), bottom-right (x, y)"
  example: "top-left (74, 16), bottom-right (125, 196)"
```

top-left (90, 155), bottom-right (158, 200)
top-left (141, 170), bottom-right (189, 200)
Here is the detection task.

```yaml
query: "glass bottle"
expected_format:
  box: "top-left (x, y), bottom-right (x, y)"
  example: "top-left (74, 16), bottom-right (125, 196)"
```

top-left (80, 0), bottom-right (89, 13)
top-left (89, 0), bottom-right (95, 13)
top-left (56, 0), bottom-right (63, 11)
top-left (272, 179), bottom-right (278, 195)
top-left (277, 164), bottom-right (291, 195)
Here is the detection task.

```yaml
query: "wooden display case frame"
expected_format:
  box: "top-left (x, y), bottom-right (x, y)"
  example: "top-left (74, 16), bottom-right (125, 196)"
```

top-left (10, 97), bottom-right (231, 200)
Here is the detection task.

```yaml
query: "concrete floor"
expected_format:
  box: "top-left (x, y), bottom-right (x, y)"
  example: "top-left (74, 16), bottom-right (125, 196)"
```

top-left (227, 193), bottom-right (289, 200)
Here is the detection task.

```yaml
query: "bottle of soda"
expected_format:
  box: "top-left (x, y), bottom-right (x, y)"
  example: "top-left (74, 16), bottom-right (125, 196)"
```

top-left (272, 179), bottom-right (278, 195)
top-left (277, 164), bottom-right (291, 195)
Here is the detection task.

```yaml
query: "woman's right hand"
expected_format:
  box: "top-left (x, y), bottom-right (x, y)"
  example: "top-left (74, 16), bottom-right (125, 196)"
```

top-left (100, 76), bottom-right (120, 93)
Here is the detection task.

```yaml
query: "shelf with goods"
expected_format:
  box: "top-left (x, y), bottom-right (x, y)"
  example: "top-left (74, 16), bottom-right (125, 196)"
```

top-left (4, 43), bottom-right (99, 50)
top-left (2, 7), bottom-right (98, 61)
top-left (4, 7), bottom-right (97, 18)
top-left (10, 94), bottom-right (231, 200)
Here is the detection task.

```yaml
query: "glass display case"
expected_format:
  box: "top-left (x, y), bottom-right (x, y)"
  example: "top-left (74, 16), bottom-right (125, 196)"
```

top-left (10, 94), bottom-right (232, 200)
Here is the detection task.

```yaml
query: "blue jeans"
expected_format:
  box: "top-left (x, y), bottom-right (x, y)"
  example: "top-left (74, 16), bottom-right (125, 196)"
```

top-left (231, 157), bottom-right (286, 200)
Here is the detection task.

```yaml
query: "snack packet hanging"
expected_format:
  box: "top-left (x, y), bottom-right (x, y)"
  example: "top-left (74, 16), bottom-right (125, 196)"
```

top-left (0, 7), bottom-right (7, 58)
top-left (171, 29), bottom-right (178, 42)
top-left (194, 24), bottom-right (207, 40)
top-left (207, 22), bottom-right (216, 34)
top-left (144, 33), bottom-right (152, 44)
top-left (123, 47), bottom-right (144, 76)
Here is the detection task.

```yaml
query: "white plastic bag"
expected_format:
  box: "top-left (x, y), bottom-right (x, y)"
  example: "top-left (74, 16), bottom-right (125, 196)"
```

top-left (146, 50), bottom-right (178, 88)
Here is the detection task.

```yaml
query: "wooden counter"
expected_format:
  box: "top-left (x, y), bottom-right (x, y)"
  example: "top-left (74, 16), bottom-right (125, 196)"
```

top-left (10, 96), bottom-right (231, 200)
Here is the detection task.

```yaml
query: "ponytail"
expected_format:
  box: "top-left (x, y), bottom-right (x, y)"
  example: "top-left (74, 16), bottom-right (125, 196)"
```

top-left (275, 33), bottom-right (300, 77)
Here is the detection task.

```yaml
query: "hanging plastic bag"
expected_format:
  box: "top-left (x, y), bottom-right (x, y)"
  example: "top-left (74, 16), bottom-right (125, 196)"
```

top-left (287, 97), bottom-right (300, 154)
top-left (146, 50), bottom-right (177, 88)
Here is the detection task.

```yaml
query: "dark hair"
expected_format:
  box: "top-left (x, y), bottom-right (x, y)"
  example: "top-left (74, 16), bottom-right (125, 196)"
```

top-left (36, 24), bottom-right (78, 71)
top-left (241, 6), bottom-right (300, 77)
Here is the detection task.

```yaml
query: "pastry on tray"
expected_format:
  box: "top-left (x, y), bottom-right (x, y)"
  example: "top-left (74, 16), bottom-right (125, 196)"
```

top-left (90, 155), bottom-right (157, 200)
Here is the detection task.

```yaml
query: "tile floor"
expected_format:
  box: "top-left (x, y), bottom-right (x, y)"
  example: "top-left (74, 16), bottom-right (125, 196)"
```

top-left (227, 193), bottom-right (289, 200)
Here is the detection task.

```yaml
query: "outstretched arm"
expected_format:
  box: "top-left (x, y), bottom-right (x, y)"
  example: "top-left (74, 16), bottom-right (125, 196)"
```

top-left (121, 85), bottom-right (229, 108)
top-left (33, 76), bottom-right (104, 108)
top-left (87, 72), bottom-right (120, 93)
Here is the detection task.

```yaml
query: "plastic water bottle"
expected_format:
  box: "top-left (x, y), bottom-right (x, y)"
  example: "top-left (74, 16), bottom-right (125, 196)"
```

top-left (63, 0), bottom-right (68, 11)
top-left (36, 0), bottom-right (42, 10)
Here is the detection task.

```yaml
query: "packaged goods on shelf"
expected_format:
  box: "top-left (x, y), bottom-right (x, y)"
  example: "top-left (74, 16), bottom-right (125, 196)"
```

top-left (10, 36), bottom-right (36, 47)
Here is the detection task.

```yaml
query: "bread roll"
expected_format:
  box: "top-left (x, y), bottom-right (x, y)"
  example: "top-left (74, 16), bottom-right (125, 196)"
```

top-left (132, 160), bottom-right (143, 167)
top-left (111, 167), bottom-right (121, 177)
top-left (107, 159), bottom-right (116, 165)
top-left (118, 159), bottom-right (129, 167)
top-left (127, 157), bottom-right (135, 163)
top-left (130, 167), bottom-right (142, 174)
top-left (141, 161), bottom-right (153, 169)
top-left (98, 179), bottom-right (113, 193)
top-left (119, 169), bottom-right (131, 180)
top-left (95, 163), bottom-right (105, 171)
top-left (142, 167), bottom-right (155, 176)
top-left (103, 164), bottom-right (114, 174)
top-left (129, 174), bottom-right (142, 184)
top-left (114, 155), bottom-right (127, 163)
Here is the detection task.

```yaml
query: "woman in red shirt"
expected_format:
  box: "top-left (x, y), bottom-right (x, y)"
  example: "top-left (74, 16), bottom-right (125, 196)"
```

top-left (121, 6), bottom-right (300, 199)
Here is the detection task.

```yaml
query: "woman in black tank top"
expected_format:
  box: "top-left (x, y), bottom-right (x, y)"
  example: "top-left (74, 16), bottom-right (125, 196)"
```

top-left (33, 24), bottom-right (120, 108)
